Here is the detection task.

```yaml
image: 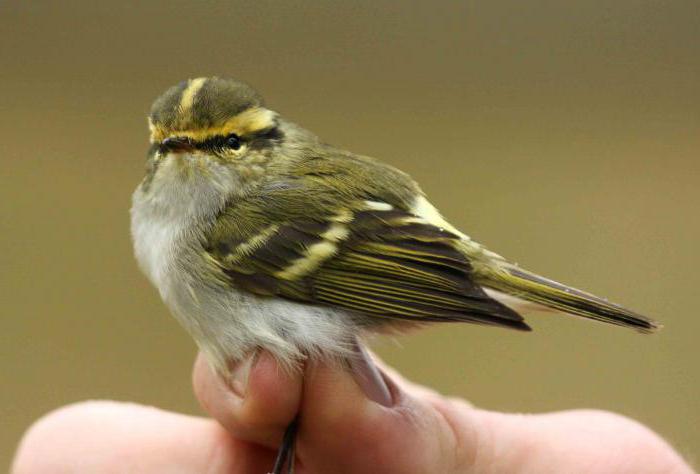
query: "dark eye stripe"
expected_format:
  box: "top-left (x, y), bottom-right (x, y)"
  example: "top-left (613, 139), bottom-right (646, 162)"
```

top-left (247, 127), bottom-right (284, 151)
top-left (160, 136), bottom-right (195, 152)
top-left (197, 134), bottom-right (242, 151)
top-left (161, 127), bottom-right (280, 153)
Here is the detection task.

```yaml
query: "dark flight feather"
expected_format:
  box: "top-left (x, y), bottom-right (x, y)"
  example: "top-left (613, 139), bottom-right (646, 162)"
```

top-left (209, 206), bottom-right (531, 332)
top-left (477, 266), bottom-right (659, 333)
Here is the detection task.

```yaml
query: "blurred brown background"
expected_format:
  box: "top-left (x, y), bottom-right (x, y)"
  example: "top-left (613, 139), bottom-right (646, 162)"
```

top-left (2, 0), bottom-right (698, 467)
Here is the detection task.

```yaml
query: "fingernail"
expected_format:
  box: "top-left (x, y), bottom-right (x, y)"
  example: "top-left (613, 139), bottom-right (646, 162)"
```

top-left (349, 341), bottom-right (394, 407)
top-left (230, 352), bottom-right (258, 397)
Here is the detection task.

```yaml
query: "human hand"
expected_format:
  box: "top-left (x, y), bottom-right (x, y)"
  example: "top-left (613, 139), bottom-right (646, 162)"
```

top-left (12, 351), bottom-right (692, 473)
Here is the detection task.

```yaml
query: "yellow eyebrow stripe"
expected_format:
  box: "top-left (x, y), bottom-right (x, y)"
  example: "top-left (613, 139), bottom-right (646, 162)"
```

top-left (149, 107), bottom-right (277, 143)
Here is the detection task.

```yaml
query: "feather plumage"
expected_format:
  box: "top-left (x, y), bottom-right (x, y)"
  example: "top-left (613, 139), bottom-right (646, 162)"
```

top-left (133, 76), bottom-right (659, 375)
top-left (207, 201), bottom-right (530, 331)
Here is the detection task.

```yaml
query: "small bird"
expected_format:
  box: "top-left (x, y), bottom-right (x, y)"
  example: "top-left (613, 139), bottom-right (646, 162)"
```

top-left (131, 77), bottom-right (659, 473)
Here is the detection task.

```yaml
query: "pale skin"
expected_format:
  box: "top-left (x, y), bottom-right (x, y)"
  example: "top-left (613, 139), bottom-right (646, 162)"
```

top-left (13, 351), bottom-right (692, 474)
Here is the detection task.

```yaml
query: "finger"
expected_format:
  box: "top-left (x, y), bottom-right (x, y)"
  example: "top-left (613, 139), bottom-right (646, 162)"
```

top-left (350, 355), bottom-right (689, 472)
top-left (296, 358), bottom-right (473, 473)
top-left (471, 409), bottom-right (694, 473)
top-left (11, 401), bottom-right (272, 474)
top-left (192, 351), bottom-right (303, 449)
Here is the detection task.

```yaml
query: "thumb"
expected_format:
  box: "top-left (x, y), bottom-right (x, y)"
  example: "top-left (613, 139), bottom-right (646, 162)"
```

top-left (294, 358), bottom-right (480, 473)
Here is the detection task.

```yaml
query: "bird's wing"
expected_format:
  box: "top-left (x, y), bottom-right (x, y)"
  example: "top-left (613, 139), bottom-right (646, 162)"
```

top-left (205, 198), bottom-right (530, 331)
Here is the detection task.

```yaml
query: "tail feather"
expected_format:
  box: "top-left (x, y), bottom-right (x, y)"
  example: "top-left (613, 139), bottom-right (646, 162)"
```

top-left (480, 266), bottom-right (661, 333)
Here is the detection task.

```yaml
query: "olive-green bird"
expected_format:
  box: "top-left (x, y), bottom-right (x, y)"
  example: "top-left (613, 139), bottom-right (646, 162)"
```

top-left (131, 77), bottom-right (659, 473)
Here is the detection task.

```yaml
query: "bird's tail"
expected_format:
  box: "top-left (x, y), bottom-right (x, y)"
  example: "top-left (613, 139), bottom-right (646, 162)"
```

top-left (478, 265), bottom-right (661, 333)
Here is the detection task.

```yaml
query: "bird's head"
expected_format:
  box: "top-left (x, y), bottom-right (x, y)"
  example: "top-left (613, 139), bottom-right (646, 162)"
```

top-left (142, 77), bottom-right (292, 194)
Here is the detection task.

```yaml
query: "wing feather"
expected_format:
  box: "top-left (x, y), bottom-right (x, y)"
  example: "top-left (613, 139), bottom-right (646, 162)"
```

top-left (208, 203), bottom-right (530, 331)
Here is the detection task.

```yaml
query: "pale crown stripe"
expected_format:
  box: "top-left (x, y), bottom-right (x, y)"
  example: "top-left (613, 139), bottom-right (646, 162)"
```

top-left (178, 77), bottom-right (207, 123)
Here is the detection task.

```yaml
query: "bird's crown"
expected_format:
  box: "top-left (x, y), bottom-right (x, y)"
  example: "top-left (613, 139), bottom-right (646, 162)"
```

top-left (148, 77), bottom-right (275, 144)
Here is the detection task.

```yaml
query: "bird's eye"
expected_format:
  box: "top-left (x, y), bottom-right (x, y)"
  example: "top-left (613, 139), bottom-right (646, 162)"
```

top-left (225, 134), bottom-right (241, 150)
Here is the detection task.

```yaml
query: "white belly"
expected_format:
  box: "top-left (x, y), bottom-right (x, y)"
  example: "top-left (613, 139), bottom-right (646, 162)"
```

top-left (130, 170), bottom-right (356, 375)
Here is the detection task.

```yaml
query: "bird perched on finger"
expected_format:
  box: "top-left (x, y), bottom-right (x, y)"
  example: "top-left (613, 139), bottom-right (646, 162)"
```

top-left (131, 77), bottom-right (659, 473)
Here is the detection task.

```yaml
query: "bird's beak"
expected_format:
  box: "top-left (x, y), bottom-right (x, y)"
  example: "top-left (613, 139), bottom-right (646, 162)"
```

top-left (160, 136), bottom-right (195, 153)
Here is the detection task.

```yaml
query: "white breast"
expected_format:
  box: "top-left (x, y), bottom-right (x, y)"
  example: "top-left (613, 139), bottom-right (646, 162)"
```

top-left (131, 208), bottom-right (181, 298)
top-left (131, 155), bottom-right (237, 292)
top-left (130, 156), bottom-right (357, 375)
